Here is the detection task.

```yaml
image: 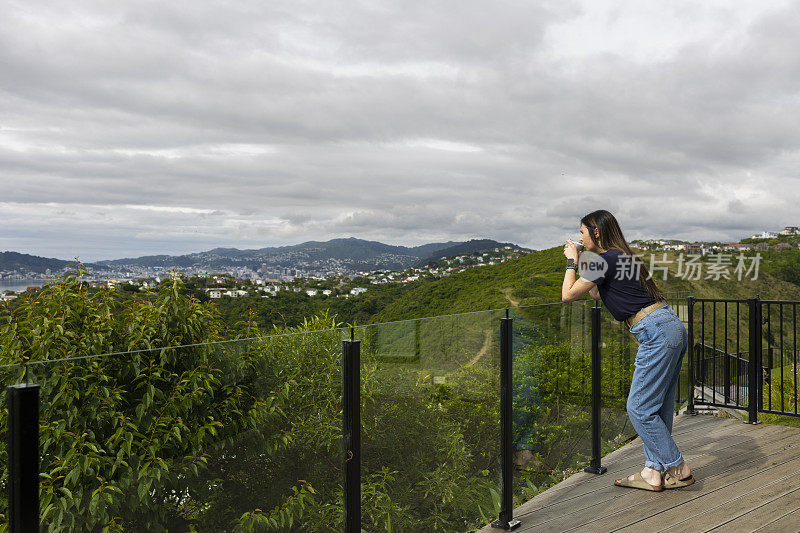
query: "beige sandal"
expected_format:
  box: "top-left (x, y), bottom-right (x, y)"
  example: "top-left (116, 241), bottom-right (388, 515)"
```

top-left (663, 471), bottom-right (694, 489)
top-left (614, 472), bottom-right (664, 492)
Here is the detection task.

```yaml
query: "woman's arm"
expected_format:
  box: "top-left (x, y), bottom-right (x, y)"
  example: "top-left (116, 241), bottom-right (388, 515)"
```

top-left (562, 240), bottom-right (598, 302)
top-left (589, 285), bottom-right (601, 301)
top-left (562, 270), bottom-right (597, 302)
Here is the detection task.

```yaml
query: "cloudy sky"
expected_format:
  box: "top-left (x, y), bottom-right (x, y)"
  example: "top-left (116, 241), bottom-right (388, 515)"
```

top-left (1, 0), bottom-right (799, 261)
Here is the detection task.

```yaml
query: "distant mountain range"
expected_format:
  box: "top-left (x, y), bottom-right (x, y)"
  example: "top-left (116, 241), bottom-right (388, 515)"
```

top-left (2, 238), bottom-right (530, 274)
top-left (98, 238), bottom-right (529, 272)
top-left (0, 252), bottom-right (103, 274)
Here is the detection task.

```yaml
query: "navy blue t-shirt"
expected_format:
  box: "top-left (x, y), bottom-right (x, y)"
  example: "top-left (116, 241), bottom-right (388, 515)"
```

top-left (584, 248), bottom-right (658, 322)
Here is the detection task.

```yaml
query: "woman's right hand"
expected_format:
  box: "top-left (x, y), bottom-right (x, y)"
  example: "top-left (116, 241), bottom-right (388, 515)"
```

top-left (564, 241), bottom-right (579, 261)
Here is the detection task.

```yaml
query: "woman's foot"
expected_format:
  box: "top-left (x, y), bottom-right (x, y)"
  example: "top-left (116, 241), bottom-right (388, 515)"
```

top-left (613, 467), bottom-right (663, 491)
top-left (663, 461), bottom-right (694, 489)
top-left (666, 461), bottom-right (691, 481)
top-left (616, 466), bottom-right (662, 487)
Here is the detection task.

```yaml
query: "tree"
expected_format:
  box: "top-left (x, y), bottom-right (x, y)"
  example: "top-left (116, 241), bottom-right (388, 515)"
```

top-left (0, 266), bottom-right (282, 531)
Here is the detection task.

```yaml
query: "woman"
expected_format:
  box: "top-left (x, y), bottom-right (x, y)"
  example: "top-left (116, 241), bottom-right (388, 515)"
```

top-left (561, 209), bottom-right (693, 491)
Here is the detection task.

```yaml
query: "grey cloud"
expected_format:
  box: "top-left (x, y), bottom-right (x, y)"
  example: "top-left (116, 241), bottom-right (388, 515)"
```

top-left (1, 1), bottom-right (800, 260)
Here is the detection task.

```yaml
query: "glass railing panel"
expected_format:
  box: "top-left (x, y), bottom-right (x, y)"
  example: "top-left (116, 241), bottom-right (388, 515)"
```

top-left (352, 309), bottom-right (504, 532)
top-left (510, 301), bottom-right (594, 502)
top-left (599, 307), bottom-right (640, 451)
top-left (22, 329), bottom-right (345, 531)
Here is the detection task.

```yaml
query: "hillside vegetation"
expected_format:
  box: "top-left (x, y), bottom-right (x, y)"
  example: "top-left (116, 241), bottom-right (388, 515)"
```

top-left (207, 246), bottom-right (800, 330)
top-left (369, 246), bottom-right (800, 323)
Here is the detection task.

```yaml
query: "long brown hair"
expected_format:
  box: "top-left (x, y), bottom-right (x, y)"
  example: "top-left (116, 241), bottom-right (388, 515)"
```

top-left (580, 209), bottom-right (664, 302)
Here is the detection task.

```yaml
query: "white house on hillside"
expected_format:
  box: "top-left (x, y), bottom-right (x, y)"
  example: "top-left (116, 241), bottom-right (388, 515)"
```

top-left (225, 290), bottom-right (249, 297)
top-left (752, 231), bottom-right (778, 239)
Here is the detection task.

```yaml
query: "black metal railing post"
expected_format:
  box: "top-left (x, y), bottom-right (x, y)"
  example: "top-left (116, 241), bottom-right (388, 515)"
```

top-left (724, 314), bottom-right (731, 407)
top-left (747, 297), bottom-right (761, 424)
top-left (584, 302), bottom-right (607, 475)
top-left (492, 310), bottom-right (521, 530)
top-left (756, 296), bottom-right (764, 414)
top-left (342, 329), bottom-right (361, 533)
top-left (686, 297), bottom-right (698, 415)
top-left (7, 382), bottom-right (40, 532)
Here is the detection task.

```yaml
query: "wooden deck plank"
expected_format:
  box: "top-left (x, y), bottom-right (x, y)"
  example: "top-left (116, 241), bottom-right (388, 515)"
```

top-left (509, 420), bottom-right (781, 516)
top-left (708, 486), bottom-right (800, 532)
top-left (752, 508), bottom-right (800, 532)
top-left (512, 427), bottom-right (791, 528)
top-left (509, 422), bottom-right (793, 528)
top-left (606, 422), bottom-right (793, 474)
top-left (477, 415), bottom-right (800, 533)
top-left (670, 412), bottom-right (733, 433)
top-left (512, 416), bottom-right (757, 510)
top-left (609, 454), bottom-right (800, 532)
top-left (521, 430), bottom-right (800, 532)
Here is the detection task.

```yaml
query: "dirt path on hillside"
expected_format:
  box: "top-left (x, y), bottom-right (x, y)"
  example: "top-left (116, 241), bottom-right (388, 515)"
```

top-left (464, 288), bottom-right (519, 368)
top-left (501, 287), bottom-right (520, 307)
top-left (466, 330), bottom-right (493, 367)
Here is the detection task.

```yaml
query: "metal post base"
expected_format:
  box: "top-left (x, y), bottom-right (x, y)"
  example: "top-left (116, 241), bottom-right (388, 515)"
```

top-left (744, 420), bottom-right (762, 425)
top-left (491, 518), bottom-right (521, 530)
top-left (684, 409), bottom-right (699, 416)
top-left (584, 465), bottom-right (607, 475)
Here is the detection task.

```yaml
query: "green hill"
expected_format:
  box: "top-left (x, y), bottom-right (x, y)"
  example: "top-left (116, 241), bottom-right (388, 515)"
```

top-left (414, 239), bottom-right (528, 267)
top-left (370, 247), bottom-right (800, 323)
top-left (0, 251), bottom-right (104, 274)
top-left (371, 247), bottom-right (564, 322)
top-left (203, 246), bottom-right (800, 331)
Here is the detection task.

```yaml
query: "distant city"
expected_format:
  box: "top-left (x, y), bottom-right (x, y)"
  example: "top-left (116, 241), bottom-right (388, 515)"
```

top-left (632, 225), bottom-right (800, 254)
top-left (0, 239), bottom-right (527, 300)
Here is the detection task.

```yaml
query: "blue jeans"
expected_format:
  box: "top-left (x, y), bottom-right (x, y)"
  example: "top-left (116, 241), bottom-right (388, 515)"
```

top-left (627, 304), bottom-right (688, 471)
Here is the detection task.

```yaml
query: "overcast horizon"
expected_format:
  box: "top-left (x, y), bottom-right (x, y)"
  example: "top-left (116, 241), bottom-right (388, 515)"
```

top-left (3, 1), bottom-right (800, 262)
top-left (0, 232), bottom-right (783, 264)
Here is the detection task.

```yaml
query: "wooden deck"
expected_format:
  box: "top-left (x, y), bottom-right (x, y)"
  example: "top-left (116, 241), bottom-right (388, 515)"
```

top-left (478, 413), bottom-right (800, 532)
